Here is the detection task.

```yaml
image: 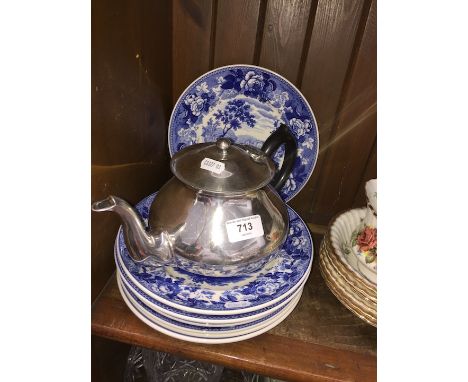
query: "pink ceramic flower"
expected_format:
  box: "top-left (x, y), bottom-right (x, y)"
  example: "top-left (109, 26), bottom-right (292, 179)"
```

top-left (357, 227), bottom-right (377, 252)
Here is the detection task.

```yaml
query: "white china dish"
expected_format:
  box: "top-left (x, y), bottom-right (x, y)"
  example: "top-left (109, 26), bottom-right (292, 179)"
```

top-left (321, 236), bottom-right (376, 304)
top-left (320, 251), bottom-right (376, 327)
top-left (321, 247), bottom-right (376, 313)
top-left (329, 208), bottom-right (377, 285)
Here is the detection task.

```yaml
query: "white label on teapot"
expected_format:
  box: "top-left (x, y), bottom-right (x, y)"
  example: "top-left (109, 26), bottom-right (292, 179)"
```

top-left (200, 157), bottom-right (225, 174)
top-left (225, 215), bottom-right (264, 243)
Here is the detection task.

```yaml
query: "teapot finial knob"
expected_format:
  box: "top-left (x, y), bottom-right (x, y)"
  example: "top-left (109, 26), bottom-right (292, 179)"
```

top-left (216, 138), bottom-right (231, 151)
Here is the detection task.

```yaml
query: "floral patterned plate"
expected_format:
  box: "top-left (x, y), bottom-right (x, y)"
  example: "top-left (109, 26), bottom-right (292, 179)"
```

top-left (350, 227), bottom-right (377, 278)
top-left (118, 264), bottom-right (305, 326)
top-left (118, 276), bottom-right (300, 338)
top-left (330, 209), bottom-right (377, 285)
top-left (117, 275), bottom-right (301, 344)
top-left (319, 244), bottom-right (377, 327)
top-left (168, 65), bottom-right (319, 202)
top-left (116, 192), bottom-right (313, 314)
top-left (321, 234), bottom-right (376, 303)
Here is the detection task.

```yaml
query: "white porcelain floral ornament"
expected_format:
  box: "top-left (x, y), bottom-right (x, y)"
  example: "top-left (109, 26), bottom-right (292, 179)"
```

top-left (363, 179), bottom-right (377, 227)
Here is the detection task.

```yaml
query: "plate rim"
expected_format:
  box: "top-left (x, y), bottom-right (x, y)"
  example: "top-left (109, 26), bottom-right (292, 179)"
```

top-left (116, 239), bottom-right (312, 315)
top-left (322, 236), bottom-right (376, 302)
top-left (329, 208), bottom-right (377, 287)
top-left (320, 245), bottom-right (376, 312)
top-left (319, 254), bottom-right (377, 327)
top-left (118, 276), bottom-right (299, 336)
top-left (118, 268), bottom-right (305, 326)
top-left (117, 275), bottom-right (302, 344)
top-left (167, 63), bottom-right (320, 202)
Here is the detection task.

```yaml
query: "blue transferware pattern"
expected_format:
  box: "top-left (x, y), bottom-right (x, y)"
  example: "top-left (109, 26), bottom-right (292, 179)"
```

top-left (117, 192), bottom-right (313, 312)
top-left (120, 278), bottom-right (291, 332)
top-left (117, 259), bottom-right (303, 322)
top-left (171, 248), bottom-right (275, 278)
top-left (168, 65), bottom-right (319, 202)
top-left (118, 278), bottom-right (301, 343)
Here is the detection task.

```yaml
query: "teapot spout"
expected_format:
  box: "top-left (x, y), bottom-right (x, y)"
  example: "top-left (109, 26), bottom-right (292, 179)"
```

top-left (91, 195), bottom-right (120, 212)
top-left (92, 196), bottom-right (173, 264)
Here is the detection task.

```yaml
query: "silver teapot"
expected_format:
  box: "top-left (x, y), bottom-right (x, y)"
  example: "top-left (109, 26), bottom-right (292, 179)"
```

top-left (92, 125), bottom-right (297, 276)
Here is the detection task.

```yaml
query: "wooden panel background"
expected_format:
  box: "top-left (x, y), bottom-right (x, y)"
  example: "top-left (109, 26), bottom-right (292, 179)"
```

top-left (173, 0), bottom-right (377, 225)
top-left (92, 0), bottom-right (173, 302)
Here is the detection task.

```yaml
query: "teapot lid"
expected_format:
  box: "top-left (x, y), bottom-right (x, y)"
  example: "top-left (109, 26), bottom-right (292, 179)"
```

top-left (171, 138), bottom-right (276, 194)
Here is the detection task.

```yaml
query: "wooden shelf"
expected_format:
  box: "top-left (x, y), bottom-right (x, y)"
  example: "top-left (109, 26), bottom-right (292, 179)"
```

top-left (92, 234), bottom-right (376, 382)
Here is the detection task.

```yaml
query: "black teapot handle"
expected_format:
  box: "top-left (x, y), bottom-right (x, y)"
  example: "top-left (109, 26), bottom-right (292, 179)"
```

top-left (261, 124), bottom-right (297, 191)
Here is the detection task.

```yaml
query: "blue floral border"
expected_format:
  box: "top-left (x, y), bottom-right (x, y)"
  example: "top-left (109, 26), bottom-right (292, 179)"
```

top-left (168, 65), bottom-right (319, 202)
top-left (121, 278), bottom-right (290, 332)
top-left (118, 259), bottom-right (301, 321)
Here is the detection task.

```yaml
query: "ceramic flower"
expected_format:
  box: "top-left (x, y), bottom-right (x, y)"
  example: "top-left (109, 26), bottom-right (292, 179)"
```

top-left (184, 94), bottom-right (196, 105)
top-left (303, 136), bottom-right (314, 149)
top-left (291, 236), bottom-right (304, 249)
top-left (283, 176), bottom-right (297, 193)
top-left (190, 96), bottom-right (205, 116)
top-left (196, 81), bottom-right (209, 93)
top-left (271, 91), bottom-right (290, 108)
top-left (357, 227), bottom-right (377, 252)
top-left (240, 71), bottom-right (264, 91)
top-left (177, 127), bottom-right (197, 144)
top-left (289, 118), bottom-right (310, 137)
top-left (351, 226), bottom-right (377, 264)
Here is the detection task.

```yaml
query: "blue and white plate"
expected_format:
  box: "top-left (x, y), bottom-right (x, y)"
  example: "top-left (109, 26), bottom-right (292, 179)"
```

top-left (116, 192), bottom-right (313, 315)
top-left (168, 64), bottom-right (319, 202)
top-left (117, 276), bottom-right (301, 344)
top-left (118, 276), bottom-right (299, 338)
top-left (118, 267), bottom-right (305, 326)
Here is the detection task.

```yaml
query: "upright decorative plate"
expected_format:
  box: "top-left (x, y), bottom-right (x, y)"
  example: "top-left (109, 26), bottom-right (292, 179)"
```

top-left (168, 64), bottom-right (319, 202)
top-left (117, 192), bottom-right (313, 314)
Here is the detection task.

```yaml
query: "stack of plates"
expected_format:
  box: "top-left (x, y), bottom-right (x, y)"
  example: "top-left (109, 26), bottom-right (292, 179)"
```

top-left (319, 209), bottom-right (377, 327)
top-left (115, 193), bottom-right (314, 344)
